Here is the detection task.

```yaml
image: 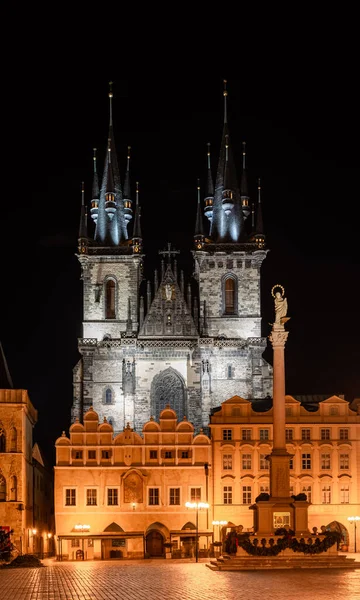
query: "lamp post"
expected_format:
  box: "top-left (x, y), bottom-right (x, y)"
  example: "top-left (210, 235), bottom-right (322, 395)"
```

top-left (185, 501), bottom-right (209, 562)
top-left (348, 516), bottom-right (360, 552)
top-left (212, 520), bottom-right (228, 543)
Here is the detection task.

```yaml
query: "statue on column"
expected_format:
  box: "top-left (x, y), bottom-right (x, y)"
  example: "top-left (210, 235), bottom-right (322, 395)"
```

top-left (271, 285), bottom-right (290, 326)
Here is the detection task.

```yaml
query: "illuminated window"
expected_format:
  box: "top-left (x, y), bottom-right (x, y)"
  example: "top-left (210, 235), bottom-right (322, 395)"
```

top-left (339, 429), bottom-right (349, 440)
top-left (149, 488), bottom-right (160, 505)
top-left (301, 429), bottom-right (311, 440)
top-left (320, 429), bottom-right (330, 440)
top-left (107, 488), bottom-right (118, 506)
top-left (223, 454), bottom-right (233, 470)
top-left (242, 485), bottom-right (252, 505)
top-left (242, 429), bottom-right (251, 441)
top-left (259, 454), bottom-right (270, 470)
top-left (301, 485), bottom-right (312, 503)
top-left (86, 488), bottom-right (97, 506)
top-left (259, 429), bottom-right (269, 441)
top-left (223, 486), bottom-right (232, 504)
top-left (105, 279), bottom-right (116, 319)
top-left (169, 488), bottom-right (180, 505)
top-left (340, 484), bottom-right (350, 504)
top-left (321, 453), bottom-right (331, 470)
top-left (285, 429), bottom-right (293, 441)
top-left (321, 485), bottom-right (331, 504)
top-left (301, 453), bottom-right (311, 470)
top-left (242, 454), bottom-right (252, 470)
top-left (222, 429), bottom-right (232, 441)
top-left (65, 488), bottom-right (76, 506)
top-left (339, 453), bottom-right (349, 470)
top-left (190, 487), bottom-right (201, 502)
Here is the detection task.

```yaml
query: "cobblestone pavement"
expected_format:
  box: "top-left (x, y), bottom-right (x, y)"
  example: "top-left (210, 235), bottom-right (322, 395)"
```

top-left (1, 557), bottom-right (360, 600)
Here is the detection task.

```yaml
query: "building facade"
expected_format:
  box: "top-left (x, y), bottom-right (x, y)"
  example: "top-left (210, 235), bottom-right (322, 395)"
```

top-left (55, 406), bottom-right (212, 560)
top-left (72, 82), bottom-right (272, 435)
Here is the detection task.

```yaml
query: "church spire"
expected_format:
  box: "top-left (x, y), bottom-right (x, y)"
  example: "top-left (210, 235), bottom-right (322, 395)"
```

top-left (90, 148), bottom-right (99, 226)
top-left (123, 146), bottom-right (133, 225)
top-left (223, 79), bottom-right (228, 124)
top-left (78, 182), bottom-right (88, 254)
top-left (240, 141), bottom-right (250, 219)
top-left (204, 142), bottom-right (214, 223)
top-left (254, 177), bottom-right (265, 248)
top-left (194, 179), bottom-right (205, 250)
top-left (132, 181), bottom-right (142, 254)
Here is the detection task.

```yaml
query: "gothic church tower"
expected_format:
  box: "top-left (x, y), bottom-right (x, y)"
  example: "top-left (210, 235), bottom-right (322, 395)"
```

top-left (72, 82), bottom-right (272, 434)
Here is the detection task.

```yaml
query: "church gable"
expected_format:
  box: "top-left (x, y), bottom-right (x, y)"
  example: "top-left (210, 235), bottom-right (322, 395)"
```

top-left (139, 264), bottom-right (198, 338)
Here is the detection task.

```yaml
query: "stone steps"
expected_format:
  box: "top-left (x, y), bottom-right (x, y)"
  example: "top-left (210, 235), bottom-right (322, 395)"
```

top-left (206, 554), bottom-right (359, 571)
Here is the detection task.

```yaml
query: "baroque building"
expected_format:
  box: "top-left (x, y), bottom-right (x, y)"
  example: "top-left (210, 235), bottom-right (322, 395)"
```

top-left (72, 81), bottom-right (272, 434)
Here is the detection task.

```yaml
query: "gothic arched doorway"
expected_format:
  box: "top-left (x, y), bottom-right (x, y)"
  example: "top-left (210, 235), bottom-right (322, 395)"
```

top-left (146, 531), bottom-right (164, 557)
top-left (150, 368), bottom-right (186, 421)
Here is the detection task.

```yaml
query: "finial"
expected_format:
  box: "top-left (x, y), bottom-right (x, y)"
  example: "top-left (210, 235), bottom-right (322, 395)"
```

top-left (207, 142), bottom-right (211, 169)
top-left (81, 182), bottom-right (85, 206)
top-left (225, 134), bottom-right (229, 162)
top-left (136, 181), bottom-right (139, 204)
top-left (251, 202), bottom-right (255, 229)
top-left (93, 148), bottom-right (97, 173)
top-left (127, 146), bottom-right (131, 159)
top-left (223, 79), bottom-right (228, 124)
top-left (258, 177), bottom-right (261, 203)
top-left (242, 141), bottom-right (246, 169)
top-left (108, 81), bottom-right (113, 126)
top-left (107, 138), bottom-right (111, 163)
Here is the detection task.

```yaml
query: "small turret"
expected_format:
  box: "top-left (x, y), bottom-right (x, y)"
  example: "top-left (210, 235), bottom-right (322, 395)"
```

top-left (104, 139), bottom-right (116, 220)
top-left (123, 146), bottom-right (133, 225)
top-left (90, 148), bottom-right (99, 225)
top-left (222, 134), bottom-right (234, 216)
top-left (78, 182), bottom-right (88, 254)
top-left (194, 179), bottom-right (205, 250)
top-left (204, 143), bottom-right (214, 222)
top-left (132, 181), bottom-right (142, 254)
top-left (240, 141), bottom-right (250, 219)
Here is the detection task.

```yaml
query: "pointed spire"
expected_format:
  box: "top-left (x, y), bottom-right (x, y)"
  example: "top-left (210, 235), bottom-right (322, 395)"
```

top-left (108, 81), bottom-right (113, 127)
top-left (240, 141), bottom-right (250, 219)
top-left (0, 341), bottom-right (13, 388)
top-left (187, 282), bottom-right (192, 311)
top-left (132, 181), bottom-right (142, 253)
top-left (123, 145), bottom-right (133, 225)
top-left (222, 134), bottom-right (234, 216)
top-left (204, 143), bottom-right (214, 223)
top-left (223, 79), bottom-right (228, 124)
top-left (147, 280), bottom-right (152, 311)
top-left (78, 182), bottom-right (88, 254)
top-left (90, 148), bottom-right (100, 225)
top-left (255, 177), bottom-right (265, 248)
top-left (105, 138), bottom-right (116, 220)
top-left (180, 270), bottom-right (184, 295)
top-left (194, 178), bottom-right (205, 249)
top-left (139, 296), bottom-right (144, 327)
top-left (154, 269), bottom-right (158, 292)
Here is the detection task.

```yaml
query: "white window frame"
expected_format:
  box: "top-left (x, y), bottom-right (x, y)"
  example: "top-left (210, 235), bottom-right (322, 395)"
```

top-left (223, 485), bottom-right (233, 505)
top-left (189, 487), bottom-right (202, 502)
top-left (169, 487), bottom-right (181, 506)
top-left (222, 453), bottom-right (233, 470)
top-left (85, 487), bottom-right (98, 506)
top-left (259, 429), bottom-right (270, 441)
top-left (148, 487), bottom-right (160, 506)
top-left (106, 486), bottom-right (120, 506)
top-left (64, 487), bottom-right (77, 507)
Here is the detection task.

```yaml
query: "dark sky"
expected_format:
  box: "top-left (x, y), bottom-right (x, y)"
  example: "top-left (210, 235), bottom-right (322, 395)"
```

top-left (1, 72), bottom-right (359, 462)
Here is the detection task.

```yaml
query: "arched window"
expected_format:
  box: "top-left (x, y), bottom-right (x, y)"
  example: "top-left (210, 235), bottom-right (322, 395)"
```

top-left (105, 279), bottom-right (116, 319)
top-left (10, 427), bottom-right (17, 452)
top-left (223, 275), bottom-right (237, 315)
top-left (0, 474), bottom-right (6, 501)
top-left (105, 388), bottom-right (112, 404)
top-left (0, 426), bottom-right (5, 452)
top-left (10, 476), bottom-right (17, 501)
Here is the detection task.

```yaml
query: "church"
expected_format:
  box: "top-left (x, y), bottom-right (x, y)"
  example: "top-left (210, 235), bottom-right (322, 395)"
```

top-left (72, 81), bottom-right (273, 434)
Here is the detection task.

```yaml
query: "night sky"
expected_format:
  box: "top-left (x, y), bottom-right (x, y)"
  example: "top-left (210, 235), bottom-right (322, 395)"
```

top-left (1, 73), bottom-right (359, 463)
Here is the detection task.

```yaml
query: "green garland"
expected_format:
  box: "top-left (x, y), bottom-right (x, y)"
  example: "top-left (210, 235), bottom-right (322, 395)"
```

top-left (234, 531), bottom-right (341, 557)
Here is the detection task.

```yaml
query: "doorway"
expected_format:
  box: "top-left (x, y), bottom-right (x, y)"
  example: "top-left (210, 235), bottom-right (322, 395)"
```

top-left (146, 531), bottom-right (164, 557)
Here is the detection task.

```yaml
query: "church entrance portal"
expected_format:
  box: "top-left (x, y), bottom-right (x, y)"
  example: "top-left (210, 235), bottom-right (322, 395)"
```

top-left (150, 368), bottom-right (185, 421)
top-left (146, 531), bottom-right (164, 557)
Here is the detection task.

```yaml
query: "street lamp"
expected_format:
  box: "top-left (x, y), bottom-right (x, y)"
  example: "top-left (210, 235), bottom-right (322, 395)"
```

top-left (185, 501), bottom-right (209, 562)
top-left (348, 516), bottom-right (360, 552)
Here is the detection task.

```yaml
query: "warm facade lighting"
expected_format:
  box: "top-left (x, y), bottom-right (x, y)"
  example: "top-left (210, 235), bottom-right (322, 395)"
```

top-left (74, 524), bottom-right (90, 532)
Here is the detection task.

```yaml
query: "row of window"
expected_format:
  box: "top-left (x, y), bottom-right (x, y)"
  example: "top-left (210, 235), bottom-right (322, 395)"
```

top-left (64, 482), bottom-right (352, 508)
top-left (0, 475), bottom-right (18, 501)
top-left (72, 449), bottom-right (191, 461)
top-left (222, 428), bottom-right (350, 441)
top-left (221, 452), bottom-right (350, 471)
top-left (65, 486), bottom-right (203, 507)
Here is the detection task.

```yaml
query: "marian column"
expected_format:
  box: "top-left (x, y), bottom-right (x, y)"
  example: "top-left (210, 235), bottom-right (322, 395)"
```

top-left (268, 285), bottom-right (290, 499)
